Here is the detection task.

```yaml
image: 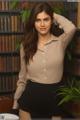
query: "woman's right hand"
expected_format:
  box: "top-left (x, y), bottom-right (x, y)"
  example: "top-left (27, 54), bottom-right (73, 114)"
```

top-left (12, 100), bottom-right (19, 109)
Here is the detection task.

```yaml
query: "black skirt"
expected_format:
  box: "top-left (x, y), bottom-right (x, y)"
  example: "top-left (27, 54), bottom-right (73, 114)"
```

top-left (18, 80), bottom-right (65, 118)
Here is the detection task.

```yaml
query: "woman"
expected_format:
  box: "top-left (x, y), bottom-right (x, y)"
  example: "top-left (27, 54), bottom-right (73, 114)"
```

top-left (13, 2), bottom-right (76, 120)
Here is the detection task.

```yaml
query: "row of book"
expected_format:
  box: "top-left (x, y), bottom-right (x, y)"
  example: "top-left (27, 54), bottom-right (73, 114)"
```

top-left (0, 55), bottom-right (20, 72)
top-left (0, 1), bottom-right (62, 10)
top-left (0, 1), bottom-right (10, 10)
top-left (0, 15), bottom-right (23, 32)
top-left (0, 75), bottom-right (18, 93)
top-left (0, 35), bottom-right (22, 52)
top-left (0, 1), bottom-right (19, 10)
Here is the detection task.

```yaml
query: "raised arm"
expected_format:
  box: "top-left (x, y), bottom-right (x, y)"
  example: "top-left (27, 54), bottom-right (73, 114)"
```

top-left (13, 44), bottom-right (28, 109)
top-left (54, 13), bottom-right (76, 49)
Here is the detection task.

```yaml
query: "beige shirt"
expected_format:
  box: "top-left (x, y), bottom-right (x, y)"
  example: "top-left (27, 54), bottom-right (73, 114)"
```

top-left (13, 13), bottom-right (76, 109)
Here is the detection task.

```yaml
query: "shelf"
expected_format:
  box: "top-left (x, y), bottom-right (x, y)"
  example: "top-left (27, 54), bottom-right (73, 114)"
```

top-left (64, 71), bottom-right (80, 77)
top-left (0, 88), bottom-right (15, 94)
top-left (0, 10), bottom-right (21, 15)
top-left (0, 31), bottom-right (24, 35)
top-left (72, 53), bottom-right (80, 59)
top-left (0, 52), bottom-right (20, 56)
top-left (0, 72), bottom-right (19, 76)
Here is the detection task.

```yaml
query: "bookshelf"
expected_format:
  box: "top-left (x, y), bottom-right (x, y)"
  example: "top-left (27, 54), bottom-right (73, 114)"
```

top-left (0, 1), bottom-right (23, 96)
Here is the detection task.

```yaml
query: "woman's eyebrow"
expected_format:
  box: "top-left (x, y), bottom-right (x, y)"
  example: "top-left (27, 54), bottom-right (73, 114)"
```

top-left (36, 16), bottom-right (50, 20)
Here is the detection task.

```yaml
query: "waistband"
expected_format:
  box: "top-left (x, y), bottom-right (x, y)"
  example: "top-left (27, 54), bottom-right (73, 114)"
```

top-left (27, 79), bottom-right (64, 87)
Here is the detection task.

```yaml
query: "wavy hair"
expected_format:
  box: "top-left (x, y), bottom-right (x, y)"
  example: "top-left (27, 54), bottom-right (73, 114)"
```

top-left (22, 2), bottom-right (54, 64)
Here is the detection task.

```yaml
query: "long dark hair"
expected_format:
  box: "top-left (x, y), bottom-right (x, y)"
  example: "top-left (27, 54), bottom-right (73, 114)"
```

top-left (22, 2), bottom-right (53, 64)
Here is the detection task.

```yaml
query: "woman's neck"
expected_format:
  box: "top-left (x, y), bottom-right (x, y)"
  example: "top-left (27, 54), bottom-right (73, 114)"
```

top-left (38, 33), bottom-right (53, 49)
top-left (38, 33), bottom-right (52, 44)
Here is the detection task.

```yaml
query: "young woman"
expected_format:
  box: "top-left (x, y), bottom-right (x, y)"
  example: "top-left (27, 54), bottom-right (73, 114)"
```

top-left (12, 2), bottom-right (76, 120)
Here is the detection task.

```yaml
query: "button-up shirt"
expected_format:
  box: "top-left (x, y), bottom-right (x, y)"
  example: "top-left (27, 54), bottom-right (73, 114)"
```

top-left (27, 39), bottom-right (64, 84)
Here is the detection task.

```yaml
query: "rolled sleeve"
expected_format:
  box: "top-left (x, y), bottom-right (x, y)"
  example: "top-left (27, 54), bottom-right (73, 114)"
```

top-left (13, 44), bottom-right (28, 108)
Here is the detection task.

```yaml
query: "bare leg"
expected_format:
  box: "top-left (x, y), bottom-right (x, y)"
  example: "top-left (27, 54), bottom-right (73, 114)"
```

top-left (19, 109), bottom-right (31, 120)
top-left (51, 116), bottom-right (62, 120)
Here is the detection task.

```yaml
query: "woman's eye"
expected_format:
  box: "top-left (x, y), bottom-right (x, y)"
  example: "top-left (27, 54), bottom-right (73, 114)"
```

top-left (44, 18), bottom-right (49, 21)
top-left (35, 19), bottom-right (40, 22)
top-left (35, 18), bottom-right (50, 22)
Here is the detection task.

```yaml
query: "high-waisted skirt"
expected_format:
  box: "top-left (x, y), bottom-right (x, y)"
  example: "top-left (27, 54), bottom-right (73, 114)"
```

top-left (18, 80), bottom-right (65, 118)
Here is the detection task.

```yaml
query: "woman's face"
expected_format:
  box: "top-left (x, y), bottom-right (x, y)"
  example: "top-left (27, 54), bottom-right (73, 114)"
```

top-left (34, 11), bottom-right (52, 36)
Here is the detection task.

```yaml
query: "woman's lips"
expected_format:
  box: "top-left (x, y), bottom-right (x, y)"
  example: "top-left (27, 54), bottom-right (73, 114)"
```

top-left (40, 28), bottom-right (46, 30)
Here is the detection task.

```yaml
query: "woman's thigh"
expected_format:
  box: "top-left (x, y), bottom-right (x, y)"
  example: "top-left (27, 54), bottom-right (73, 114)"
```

top-left (19, 109), bottom-right (31, 120)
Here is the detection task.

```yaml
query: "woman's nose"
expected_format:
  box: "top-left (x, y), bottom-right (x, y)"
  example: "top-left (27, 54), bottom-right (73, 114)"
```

top-left (40, 21), bottom-right (45, 26)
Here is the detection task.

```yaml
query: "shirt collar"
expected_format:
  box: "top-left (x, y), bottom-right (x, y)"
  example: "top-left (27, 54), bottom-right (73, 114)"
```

top-left (45, 39), bottom-right (58, 45)
top-left (38, 39), bottom-right (58, 51)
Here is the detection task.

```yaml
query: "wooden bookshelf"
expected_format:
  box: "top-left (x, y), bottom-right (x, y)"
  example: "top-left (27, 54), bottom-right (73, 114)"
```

top-left (0, 1), bottom-right (23, 96)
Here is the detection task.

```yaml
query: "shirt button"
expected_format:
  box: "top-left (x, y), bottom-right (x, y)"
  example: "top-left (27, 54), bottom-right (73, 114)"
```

top-left (44, 45), bottom-right (46, 49)
top-left (42, 52), bottom-right (45, 55)
top-left (43, 68), bottom-right (47, 72)
top-left (42, 60), bottom-right (46, 63)
top-left (44, 76), bottom-right (47, 80)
